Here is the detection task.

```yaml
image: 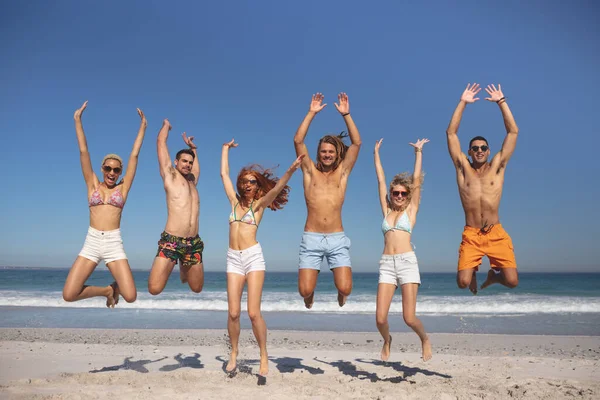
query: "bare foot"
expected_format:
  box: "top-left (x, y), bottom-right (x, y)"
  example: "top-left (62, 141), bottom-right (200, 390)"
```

top-left (469, 271), bottom-right (478, 295)
top-left (337, 292), bottom-right (347, 307)
top-left (422, 337), bottom-right (432, 361)
top-left (481, 269), bottom-right (499, 290)
top-left (381, 335), bottom-right (392, 361)
top-left (226, 350), bottom-right (237, 374)
top-left (106, 282), bottom-right (119, 308)
top-left (258, 354), bottom-right (269, 376)
top-left (304, 292), bottom-right (314, 309)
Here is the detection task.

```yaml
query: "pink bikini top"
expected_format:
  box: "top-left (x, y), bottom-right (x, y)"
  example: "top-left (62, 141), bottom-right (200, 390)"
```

top-left (89, 185), bottom-right (125, 209)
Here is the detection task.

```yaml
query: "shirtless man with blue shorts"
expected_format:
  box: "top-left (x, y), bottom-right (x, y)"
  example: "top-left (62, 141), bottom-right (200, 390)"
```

top-left (294, 92), bottom-right (362, 309)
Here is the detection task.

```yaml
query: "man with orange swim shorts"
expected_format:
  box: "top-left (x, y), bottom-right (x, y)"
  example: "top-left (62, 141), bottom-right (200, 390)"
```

top-left (445, 83), bottom-right (519, 295)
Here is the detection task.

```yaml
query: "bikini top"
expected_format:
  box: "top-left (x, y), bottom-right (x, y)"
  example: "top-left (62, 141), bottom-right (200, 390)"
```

top-left (89, 185), bottom-right (125, 209)
top-left (381, 210), bottom-right (412, 235)
top-left (229, 201), bottom-right (257, 226)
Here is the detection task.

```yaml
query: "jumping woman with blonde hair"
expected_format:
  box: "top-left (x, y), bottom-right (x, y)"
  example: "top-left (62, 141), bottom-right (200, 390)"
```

top-left (63, 101), bottom-right (147, 307)
top-left (221, 138), bottom-right (303, 377)
top-left (373, 137), bottom-right (432, 362)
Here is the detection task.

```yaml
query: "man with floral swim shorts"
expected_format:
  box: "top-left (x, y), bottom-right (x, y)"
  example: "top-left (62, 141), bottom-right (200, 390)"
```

top-left (446, 83), bottom-right (519, 295)
top-left (148, 119), bottom-right (205, 295)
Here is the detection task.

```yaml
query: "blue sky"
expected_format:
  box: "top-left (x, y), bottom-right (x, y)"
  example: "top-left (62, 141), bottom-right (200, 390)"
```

top-left (1, 1), bottom-right (598, 272)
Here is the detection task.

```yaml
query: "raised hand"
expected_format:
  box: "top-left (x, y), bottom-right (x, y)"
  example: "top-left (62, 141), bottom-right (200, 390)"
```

top-left (74, 101), bottom-right (88, 120)
top-left (182, 132), bottom-right (196, 149)
top-left (461, 83), bottom-right (481, 103)
top-left (223, 138), bottom-right (238, 148)
top-left (289, 154), bottom-right (305, 172)
top-left (485, 84), bottom-right (504, 102)
top-left (409, 138), bottom-right (430, 150)
top-left (309, 93), bottom-right (327, 113)
top-left (334, 92), bottom-right (350, 115)
top-left (137, 108), bottom-right (147, 127)
top-left (163, 119), bottom-right (172, 131)
top-left (374, 138), bottom-right (383, 153)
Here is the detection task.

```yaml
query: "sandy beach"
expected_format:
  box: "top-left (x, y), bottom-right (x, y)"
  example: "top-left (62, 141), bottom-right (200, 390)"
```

top-left (0, 328), bottom-right (598, 399)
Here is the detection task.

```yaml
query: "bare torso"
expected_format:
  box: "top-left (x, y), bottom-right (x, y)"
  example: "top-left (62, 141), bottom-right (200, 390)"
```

top-left (457, 159), bottom-right (505, 228)
top-left (303, 167), bottom-right (347, 233)
top-left (163, 170), bottom-right (200, 237)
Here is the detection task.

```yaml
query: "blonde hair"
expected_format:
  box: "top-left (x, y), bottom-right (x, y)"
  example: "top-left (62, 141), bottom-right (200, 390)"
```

top-left (316, 132), bottom-right (349, 172)
top-left (387, 172), bottom-right (424, 211)
top-left (101, 154), bottom-right (123, 167)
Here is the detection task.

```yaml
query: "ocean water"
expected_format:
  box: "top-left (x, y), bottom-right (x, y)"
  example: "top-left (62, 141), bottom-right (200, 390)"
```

top-left (1, 268), bottom-right (599, 335)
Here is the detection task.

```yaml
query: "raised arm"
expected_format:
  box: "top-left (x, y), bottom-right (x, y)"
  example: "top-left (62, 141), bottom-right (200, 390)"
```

top-left (254, 155), bottom-right (304, 212)
top-left (373, 139), bottom-right (388, 217)
top-left (408, 138), bottom-right (429, 211)
top-left (220, 139), bottom-right (239, 204)
top-left (157, 119), bottom-right (173, 180)
top-left (121, 108), bottom-right (148, 195)
top-left (336, 92), bottom-right (362, 173)
top-left (485, 84), bottom-right (519, 167)
top-left (182, 132), bottom-right (200, 185)
top-left (74, 101), bottom-right (98, 189)
top-left (446, 84), bottom-right (480, 169)
top-left (293, 93), bottom-right (326, 173)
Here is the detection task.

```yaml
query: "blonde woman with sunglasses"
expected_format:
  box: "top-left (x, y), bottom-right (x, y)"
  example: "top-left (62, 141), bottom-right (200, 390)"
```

top-left (62, 101), bottom-right (147, 308)
top-left (373, 137), bottom-right (432, 362)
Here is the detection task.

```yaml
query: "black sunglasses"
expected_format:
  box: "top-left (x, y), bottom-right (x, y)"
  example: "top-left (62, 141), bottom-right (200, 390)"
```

top-left (470, 145), bottom-right (489, 152)
top-left (243, 179), bottom-right (258, 185)
top-left (392, 190), bottom-right (408, 198)
top-left (102, 165), bottom-right (122, 174)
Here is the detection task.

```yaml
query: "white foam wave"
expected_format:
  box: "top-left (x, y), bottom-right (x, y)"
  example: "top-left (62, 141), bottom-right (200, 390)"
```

top-left (1, 291), bottom-right (600, 314)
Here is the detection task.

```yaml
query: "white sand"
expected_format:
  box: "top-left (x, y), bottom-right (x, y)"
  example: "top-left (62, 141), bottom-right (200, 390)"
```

top-left (0, 328), bottom-right (599, 399)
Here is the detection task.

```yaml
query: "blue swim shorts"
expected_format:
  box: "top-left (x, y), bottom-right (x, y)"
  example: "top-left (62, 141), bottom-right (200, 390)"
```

top-left (298, 232), bottom-right (352, 271)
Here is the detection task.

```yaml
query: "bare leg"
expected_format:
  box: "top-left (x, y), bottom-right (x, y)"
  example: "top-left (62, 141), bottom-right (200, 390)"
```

top-left (298, 269), bottom-right (318, 309)
top-left (375, 283), bottom-right (396, 361)
top-left (226, 273), bottom-right (245, 373)
top-left (148, 257), bottom-right (177, 295)
top-left (457, 268), bottom-right (478, 295)
top-left (247, 271), bottom-right (268, 376)
top-left (332, 266), bottom-right (352, 307)
top-left (401, 283), bottom-right (431, 361)
top-left (481, 267), bottom-right (519, 289)
top-left (181, 262), bottom-right (204, 293)
top-left (106, 259), bottom-right (137, 303)
top-left (63, 256), bottom-right (116, 308)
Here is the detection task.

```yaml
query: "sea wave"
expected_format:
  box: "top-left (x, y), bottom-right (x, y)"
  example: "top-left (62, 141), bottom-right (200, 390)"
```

top-left (2, 290), bottom-right (600, 315)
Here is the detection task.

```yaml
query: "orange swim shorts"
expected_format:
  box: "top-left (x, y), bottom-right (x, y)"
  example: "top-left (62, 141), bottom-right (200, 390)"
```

top-left (457, 224), bottom-right (517, 271)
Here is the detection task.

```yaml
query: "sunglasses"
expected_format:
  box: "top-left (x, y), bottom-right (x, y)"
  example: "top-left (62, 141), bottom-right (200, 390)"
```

top-left (392, 191), bottom-right (408, 198)
top-left (102, 165), bottom-right (122, 174)
top-left (243, 179), bottom-right (257, 185)
top-left (470, 145), bottom-right (489, 152)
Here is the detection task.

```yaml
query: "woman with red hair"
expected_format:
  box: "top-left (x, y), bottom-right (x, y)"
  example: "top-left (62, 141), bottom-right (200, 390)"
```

top-left (220, 139), bottom-right (303, 377)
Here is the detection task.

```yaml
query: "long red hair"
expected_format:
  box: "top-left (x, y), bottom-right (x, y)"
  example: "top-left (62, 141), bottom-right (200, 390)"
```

top-left (236, 164), bottom-right (290, 211)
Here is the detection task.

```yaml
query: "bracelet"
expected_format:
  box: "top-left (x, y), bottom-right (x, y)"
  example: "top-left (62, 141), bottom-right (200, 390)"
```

top-left (342, 112), bottom-right (350, 117)
top-left (496, 97), bottom-right (506, 104)
top-left (415, 148), bottom-right (422, 153)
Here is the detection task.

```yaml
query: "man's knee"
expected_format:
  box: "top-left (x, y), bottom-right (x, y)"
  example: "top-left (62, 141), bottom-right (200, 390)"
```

top-left (188, 281), bottom-right (203, 293)
top-left (298, 285), bottom-right (314, 298)
top-left (456, 274), bottom-right (471, 289)
top-left (503, 271), bottom-right (519, 288)
top-left (337, 284), bottom-right (352, 297)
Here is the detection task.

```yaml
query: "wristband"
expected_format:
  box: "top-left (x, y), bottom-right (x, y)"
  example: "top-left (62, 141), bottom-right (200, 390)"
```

top-left (496, 97), bottom-right (506, 104)
top-left (342, 112), bottom-right (350, 117)
top-left (415, 148), bottom-right (422, 153)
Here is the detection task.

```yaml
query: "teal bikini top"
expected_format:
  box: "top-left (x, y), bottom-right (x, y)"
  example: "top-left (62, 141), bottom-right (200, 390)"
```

top-left (382, 210), bottom-right (412, 235)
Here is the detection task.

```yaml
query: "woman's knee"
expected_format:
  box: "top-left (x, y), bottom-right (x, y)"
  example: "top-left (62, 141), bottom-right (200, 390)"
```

top-left (121, 289), bottom-right (137, 303)
top-left (248, 309), bottom-right (262, 323)
top-left (62, 288), bottom-right (77, 302)
top-left (228, 309), bottom-right (241, 322)
top-left (403, 314), bottom-right (418, 328)
top-left (148, 282), bottom-right (164, 296)
top-left (375, 314), bottom-right (388, 328)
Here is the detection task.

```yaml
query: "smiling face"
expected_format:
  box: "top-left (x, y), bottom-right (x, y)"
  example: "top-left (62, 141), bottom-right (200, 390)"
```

top-left (468, 139), bottom-right (490, 164)
top-left (101, 158), bottom-right (122, 187)
top-left (318, 142), bottom-right (337, 169)
top-left (390, 184), bottom-right (409, 209)
top-left (175, 153), bottom-right (194, 176)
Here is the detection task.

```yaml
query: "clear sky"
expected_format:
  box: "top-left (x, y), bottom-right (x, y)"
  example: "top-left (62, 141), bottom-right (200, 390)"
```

top-left (1, 1), bottom-right (598, 272)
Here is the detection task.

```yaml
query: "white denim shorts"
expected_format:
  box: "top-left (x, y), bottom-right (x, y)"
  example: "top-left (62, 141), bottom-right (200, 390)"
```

top-left (78, 227), bottom-right (128, 265)
top-left (378, 251), bottom-right (421, 286)
top-left (226, 243), bottom-right (266, 275)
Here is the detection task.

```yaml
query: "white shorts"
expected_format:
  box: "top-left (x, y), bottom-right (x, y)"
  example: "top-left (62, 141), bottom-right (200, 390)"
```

top-left (78, 227), bottom-right (128, 265)
top-left (226, 243), bottom-right (266, 275)
top-left (378, 251), bottom-right (421, 286)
